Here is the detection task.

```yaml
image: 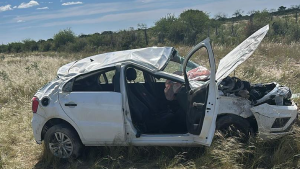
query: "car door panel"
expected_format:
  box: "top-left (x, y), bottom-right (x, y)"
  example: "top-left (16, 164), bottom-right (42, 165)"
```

top-left (59, 92), bottom-right (125, 143)
top-left (182, 38), bottom-right (219, 146)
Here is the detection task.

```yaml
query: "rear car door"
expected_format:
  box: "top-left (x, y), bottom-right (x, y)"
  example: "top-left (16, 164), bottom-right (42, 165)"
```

top-left (182, 38), bottom-right (219, 146)
top-left (58, 67), bottom-right (125, 143)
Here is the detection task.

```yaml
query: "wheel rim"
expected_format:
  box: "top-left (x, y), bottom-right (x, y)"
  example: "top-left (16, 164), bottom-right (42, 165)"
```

top-left (49, 132), bottom-right (73, 158)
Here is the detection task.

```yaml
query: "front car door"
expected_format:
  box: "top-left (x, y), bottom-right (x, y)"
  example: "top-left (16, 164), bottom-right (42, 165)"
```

top-left (58, 67), bottom-right (125, 144)
top-left (182, 38), bottom-right (219, 146)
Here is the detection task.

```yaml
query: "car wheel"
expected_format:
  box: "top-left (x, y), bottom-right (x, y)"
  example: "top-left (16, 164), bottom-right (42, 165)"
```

top-left (216, 115), bottom-right (253, 141)
top-left (44, 124), bottom-right (83, 159)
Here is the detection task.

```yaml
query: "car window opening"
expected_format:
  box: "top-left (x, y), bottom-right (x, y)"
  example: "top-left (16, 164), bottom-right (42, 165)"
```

top-left (71, 68), bottom-right (119, 92)
top-left (125, 66), bottom-right (188, 135)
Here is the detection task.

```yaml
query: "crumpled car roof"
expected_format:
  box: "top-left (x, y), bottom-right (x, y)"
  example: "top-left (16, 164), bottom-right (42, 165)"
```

top-left (57, 47), bottom-right (174, 79)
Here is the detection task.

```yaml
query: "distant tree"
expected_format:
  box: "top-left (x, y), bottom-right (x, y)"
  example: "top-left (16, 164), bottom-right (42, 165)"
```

top-left (248, 10), bottom-right (257, 25)
top-left (211, 18), bottom-right (221, 36)
top-left (179, 9), bottom-right (210, 44)
top-left (101, 31), bottom-right (114, 47)
top-left (154, 14), bottom-right (179, 43)
top-left (67, 38), bottom-right (88, 52)
top-left (101, 31), bottom-right (113, 35)
top-left (245, 10), bottom-right (271, 36)
top-left (38, 40), bottom-right (52, 52)
top-left (291, 5), bottom-right (300, 23)
top-left (23, 39), bottom-right (38, 52)
top-left (231, 9), bottom-right (244, 36)
top-left (0, 44), bottom-right (8, 53)
top-left (215, 13), bottom-right (227, 21)
top-left (87, 33), bottom-right (102, 48)
top-left (53, 28), bottom-right (76, 50)
top-left (79, 34), bottom-right (90, 38)
top-left (278, 6), bottom-right (286, 12)
top-left (8, 42), bottom-right (23, 53)
top-left (233, 9), bottom-right (243, 18)
top-left (138, 23), bottom-right (148, 45)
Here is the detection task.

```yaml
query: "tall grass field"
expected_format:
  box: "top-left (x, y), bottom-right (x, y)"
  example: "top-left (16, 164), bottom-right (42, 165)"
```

top-left (0, 42), bottom-right (299, 168)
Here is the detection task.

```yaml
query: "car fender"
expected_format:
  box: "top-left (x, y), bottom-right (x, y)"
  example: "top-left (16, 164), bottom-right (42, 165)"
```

top-left (218, 96), bottom-right (253, 118)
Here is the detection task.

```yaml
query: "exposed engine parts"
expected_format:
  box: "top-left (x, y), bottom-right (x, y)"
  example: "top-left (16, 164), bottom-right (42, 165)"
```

top-left (219, 76), bottom-right (292, 106)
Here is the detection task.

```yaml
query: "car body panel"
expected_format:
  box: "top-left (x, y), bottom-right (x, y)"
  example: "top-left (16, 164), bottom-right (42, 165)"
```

top-left (251, 103), bottom-right (298, 139)
top-left (57, 47), bottom-right (174, 79)
top-left (216, 25), bottom-right (269, 83)
top-left (182, 38), bottom-right (219, 146)
top-left (58, 91), bottom-right (126, 143)
top-left (218, 96), bottom-right (253, 118)
top-left (31, 113), bottom-right (45, 144)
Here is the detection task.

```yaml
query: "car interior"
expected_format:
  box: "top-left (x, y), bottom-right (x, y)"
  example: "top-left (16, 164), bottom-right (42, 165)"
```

top-left (125, 66), bottom-right (188, 135)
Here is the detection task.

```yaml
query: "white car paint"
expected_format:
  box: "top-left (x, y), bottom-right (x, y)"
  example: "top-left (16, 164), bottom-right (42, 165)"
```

top-left (59, 92), bottom-right (125, 143)
top-left (218, 96), bottom-right (253, 118)
top-left (216, 25), bottom-right (269, 83)
top-left (183, 38), bottom-right (219, 146)
top-left (251, 103), bottom-right (298, 139)
top-left (57, 47), bottom-right (173, 79)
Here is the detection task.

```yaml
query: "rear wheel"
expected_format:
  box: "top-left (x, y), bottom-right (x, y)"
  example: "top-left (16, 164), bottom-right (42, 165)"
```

top-left (44, 124), bottom-right (83, 159)
top-left (216, 115), bottom-right (253, 141)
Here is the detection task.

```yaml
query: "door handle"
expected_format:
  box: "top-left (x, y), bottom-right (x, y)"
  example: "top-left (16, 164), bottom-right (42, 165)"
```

top-left (65, 103), bottom-right (77, 107)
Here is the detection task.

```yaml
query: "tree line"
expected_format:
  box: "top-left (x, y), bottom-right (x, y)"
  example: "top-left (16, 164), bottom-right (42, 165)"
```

top-left (1, 5), bottom-right (300, 54)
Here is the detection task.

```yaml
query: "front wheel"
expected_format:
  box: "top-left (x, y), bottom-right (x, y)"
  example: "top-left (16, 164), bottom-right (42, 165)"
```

top-left (44, 124), bottom-right (83, 159)
top-left (216, 115), bottom-right (253, 141)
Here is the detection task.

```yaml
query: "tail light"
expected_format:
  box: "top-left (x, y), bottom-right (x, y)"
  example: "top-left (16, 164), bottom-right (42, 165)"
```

top-left (32, 97), bottom-right (39, 113)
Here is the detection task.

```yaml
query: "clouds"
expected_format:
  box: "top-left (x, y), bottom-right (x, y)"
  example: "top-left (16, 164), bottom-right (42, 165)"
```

top-left (0, 0), bottom-right (41, 13)
top-left (37, 7), bottom-right (49, 10)
top-left (41, 8), bottom-right (182, 27)
top-left (18, 0), bottom-right (39, 9)
top-left (62, 1), bottom-right (83, 6)
top-left (0, 5), bottom-right (12, 12)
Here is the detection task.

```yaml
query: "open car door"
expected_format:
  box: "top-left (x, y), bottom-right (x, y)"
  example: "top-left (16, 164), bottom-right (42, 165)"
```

top-left (182, 38), bottom-right (219, 146)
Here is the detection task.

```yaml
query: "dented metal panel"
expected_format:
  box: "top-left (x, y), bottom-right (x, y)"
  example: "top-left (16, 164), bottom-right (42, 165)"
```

top-left (250, 103), bottom-right (298, 139)
top-left (57, 47), bottom-right (174, 79)
top-left (216, 25), bottom-right (269, 84)
top-left (218, 96), bottom-right (253, 118)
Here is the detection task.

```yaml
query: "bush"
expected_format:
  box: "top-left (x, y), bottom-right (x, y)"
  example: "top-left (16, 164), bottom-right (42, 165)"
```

top-left (22, 39), bottom-right (38, 52)
top-left (8, 42), bottom-right (23, 53)
top-left (53, 28), bottom-right (76, 50)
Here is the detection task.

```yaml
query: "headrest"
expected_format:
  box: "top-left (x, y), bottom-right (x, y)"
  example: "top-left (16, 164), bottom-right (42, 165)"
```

top-left (126, 68), bottom-right (137, 81)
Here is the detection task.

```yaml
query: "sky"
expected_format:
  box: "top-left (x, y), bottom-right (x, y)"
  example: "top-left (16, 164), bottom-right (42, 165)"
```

top-left (0, 0), bottom-right (299, 44)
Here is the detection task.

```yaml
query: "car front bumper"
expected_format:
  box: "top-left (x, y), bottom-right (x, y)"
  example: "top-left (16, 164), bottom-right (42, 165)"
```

top-left (251, 103), bottom-right (298, 139)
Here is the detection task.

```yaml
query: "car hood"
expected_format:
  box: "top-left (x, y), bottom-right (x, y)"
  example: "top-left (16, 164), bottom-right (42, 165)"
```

top-left (57, 47), bottom-right (174, 79)
top-left (216, 25), bottom-right (269, 84)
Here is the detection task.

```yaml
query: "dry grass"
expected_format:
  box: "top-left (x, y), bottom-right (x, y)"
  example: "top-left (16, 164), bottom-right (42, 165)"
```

top-left (0, 42), bottom-right (300, 169)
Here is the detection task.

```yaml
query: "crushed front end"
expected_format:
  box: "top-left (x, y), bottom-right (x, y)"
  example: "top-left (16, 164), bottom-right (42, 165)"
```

top-left (219, 76), bottom-right (299, 139)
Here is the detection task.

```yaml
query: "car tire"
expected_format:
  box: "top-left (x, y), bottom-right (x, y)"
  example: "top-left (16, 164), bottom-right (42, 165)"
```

top-left (216, 115), bottom-right (253, 141)
top-left (44, 124), bottom-right (83, 159)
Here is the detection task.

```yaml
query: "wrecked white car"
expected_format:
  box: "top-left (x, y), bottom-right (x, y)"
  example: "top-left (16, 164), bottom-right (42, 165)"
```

top-left (31, 25), bottom-right (298, 159)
